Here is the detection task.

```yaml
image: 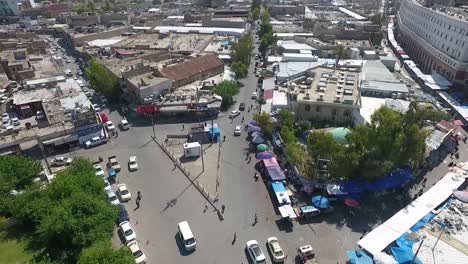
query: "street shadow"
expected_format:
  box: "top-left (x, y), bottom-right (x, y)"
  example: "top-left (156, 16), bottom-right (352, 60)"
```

top-left (174, 233), bottom-right (194, 256)
top-left (126, 111), bottom-right (219, 127)
top-left (179, 156), bottom-right (200, 163)
top-left (160, 198), bottom-right (178, 214)
top-left (274, 218), bottom-right (294, 233)
top-left (243, 247), bottom-right (255, 264)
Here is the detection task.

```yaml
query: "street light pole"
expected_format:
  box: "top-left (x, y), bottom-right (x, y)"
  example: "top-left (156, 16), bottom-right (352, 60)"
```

top-left (200, 141), bottom-right (205, 172)
top-left (151, 112), bottom-right (156, 139)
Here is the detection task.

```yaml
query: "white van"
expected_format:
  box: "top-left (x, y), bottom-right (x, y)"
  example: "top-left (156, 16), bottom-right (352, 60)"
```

top-left (178, 221), bottom-right (196, 251)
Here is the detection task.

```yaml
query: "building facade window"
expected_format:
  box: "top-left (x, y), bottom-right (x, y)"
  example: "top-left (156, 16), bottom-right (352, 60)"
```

top-left (331, 109), bottom-right (337, 116)
top-left (344, 110), bottom-right (351, 116)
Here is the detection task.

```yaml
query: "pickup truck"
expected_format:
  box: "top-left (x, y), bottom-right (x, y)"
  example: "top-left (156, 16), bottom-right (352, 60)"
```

top-left (108, 156), bottom-right (121, 172)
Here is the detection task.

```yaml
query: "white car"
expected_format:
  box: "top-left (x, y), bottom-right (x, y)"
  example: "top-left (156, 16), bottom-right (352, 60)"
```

top-left (85, 136), bottom-right (102, 148)
top-left (246, 240), bottom-right (266, 263)
top-left (11, 117), bottom-right (20, 126)
top-left (117, 184), bottom-right (131, 202)
top-left (1, 119), bottom-right (10, 129)
top-left (103, 178), bottom-right (111, 192)
top-left (128, 156), bottom-right (138, 171)
top-left (234, 125), bottom-right (242, 136)
top-left (107, 190), bottom-right (120, 206)
top-left (119, 221), bottom-right (136, 243)
top-left (229, 110), bottom-right (240, 118)
top-left (105, 121), bottom-right (115, 131)
top-left (51, 156), bottom-right (73, 167)
top-left (267, 237), bottom-right (285, 262)
top-left (94, 164), bottom-right (105, 177)
top-left (121, 119), bottom-right (130, 130)
top-left (127, 240), bottom-right (147, 264)
top-left (92, 104), bottom-right (101, 113)
top-left (251, 92), bottom-right (258, 99)
top-left (1, 113), bottom-right (9, 120)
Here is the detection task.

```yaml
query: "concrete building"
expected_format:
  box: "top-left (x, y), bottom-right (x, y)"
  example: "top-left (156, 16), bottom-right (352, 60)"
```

top-left (126, 73), bottom-right (172, 103)
top-left (293, 67), bottom-right (361, 124)
top-left (160, 54), bottom-right (224, 88)
top-left (360, 60), bottom-right (409, 98)
top-left (201, 16), bottom-right (247, 29)
top-left (271, 4), bottom-right (306, 16)
top-left (0, 49), bottom-right (35, 81)
top-left (0, 0), bottom-right (20, 16)
top-left (398, 0), bottom-right (468, 86)
top-left (68, 14), bottom-right (99, 28)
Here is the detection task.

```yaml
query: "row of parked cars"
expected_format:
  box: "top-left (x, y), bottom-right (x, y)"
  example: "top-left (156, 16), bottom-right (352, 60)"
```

top-left (93, 155), bottom-right (146, 264)
top-left (246, 237), bottom-right (285, 263)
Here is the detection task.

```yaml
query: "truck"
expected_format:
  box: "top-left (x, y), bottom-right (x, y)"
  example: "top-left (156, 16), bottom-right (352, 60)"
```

top-left (108, 156), bottom-right (121, 172)
top-left (297, 245), bottom-right (319, 264)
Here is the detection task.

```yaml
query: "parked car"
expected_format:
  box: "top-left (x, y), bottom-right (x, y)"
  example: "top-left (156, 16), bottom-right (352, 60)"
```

top-left (103, 178), bottom-right (111, 192)
top-left (100, 96), bottom-right (108, 104)
top-left (251, 92), bottom-right (258, 99)
top-left (85, 136), bottom-right (103, 148)
top-left (107, 190), bottom-right (120, 206)
top-left (94, 164), bottom-right (105, 177)
top-left (36, 110), bottom-right (45, 120)
top-left (239, 103), bottom-right (246, 111)
top-left (267, 237), bottom-right (285, 262)
top-left (119, 221), bottom-right (136, 243)
top-left (128, 156), bottom-right (138, 171)
top-left (92, 104), bottom-right (101, 113)
top-left (246, 240), bottom-right (266, 263)
top-left (105, 121), bottom-right (115, 131)
top-left (108, 156), bottom-right (121, 172)
top-left (116, 204), bottom-right (129, 224)
top-left (50, 156), bottom-right (73, 167)
top-left (117, 183), bottom-right (131, 202)
top-left (1, 119), bottom-right (10, 129)
top-left (11, 117), bottom-right (20, 126)
top-left (120, 119), bottom-right (130, 130)
top-left (1, 113), bottom-right (9, 120)
top-left (234, 126), bottom-right (242, 136)
top-left (127, 241), bottom-right (147, 264)
top-left (229, 110), bottom-right (241, 118)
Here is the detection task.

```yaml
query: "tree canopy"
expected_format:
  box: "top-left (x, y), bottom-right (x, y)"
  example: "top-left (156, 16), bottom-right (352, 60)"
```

top-left (85, 58), bottom-right (119, 100)
top-left (253, 112), bottom-right (273, 137)
top-left (78, 241), bottom-right (134, 264)
top-left (258, 10), bottom-right (276, 56)
top-left (333, 45), bottom-right (349, 66)
top-left (214, 81), bottom-right (240, 109)
top-left (0, 155), bottom-right (41, 215)
top-left (230, 33), bottom-right (254, 79)
top-left (10, 159), bottom-right (124, 263)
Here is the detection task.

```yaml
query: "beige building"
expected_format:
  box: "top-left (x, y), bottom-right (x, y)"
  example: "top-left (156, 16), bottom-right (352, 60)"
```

top-left (293, 67), bottom-right (361, 124)
top-left (0, 49), bottom-right (35, 81)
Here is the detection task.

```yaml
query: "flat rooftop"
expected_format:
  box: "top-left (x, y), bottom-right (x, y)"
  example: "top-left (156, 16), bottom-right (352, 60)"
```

top-left (296, 67), bottom-right (360, 105)
top-left (115, 33), bottom-right (214, 52)
top-left (127, 74), bottom-right (169, 90)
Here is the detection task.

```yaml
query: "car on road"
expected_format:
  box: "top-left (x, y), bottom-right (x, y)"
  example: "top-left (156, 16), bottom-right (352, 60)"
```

top-left (127, 240), bottom-right (147, 264)
top-left (100, 96), bottom-right (108, 104)
top-left (234, 126), bottom-right (242, 136)
top-left (107, 190), bottom-right (120, 206)
top-left (267, 237), bottom-right (285, 262)
top-left (108, 155), bottom-right (121, 172)
top-left (121, 119), bottom-right (130, 130)
top-left (1, 119), bottom-right (10, 129)
top-left (246, 240), bottom-right (266, 263)
top-left (92, 104), bottom-right (101, 112)
top-left (85, 136), bottom-right (103, 148)
top-left (117, 184), bottom-right (131, 202)
top-left (84, 90), bottom-right (91, 97)
top-left (119, 221), bottom-right (136, 243)
top-left (116, 204), bottom-right (129, 224)
top-left (51, 156), bottom-right (73, 167)
top-left (94, 164), bottom-right (105, 177)
top-left (251, 92), bottom-right (258, 99)
top-left (128, 156), bottom-right (138, 171)
top-left (103, 178), bottom-right (111, 192)
top-left (239, 103), bottom-right (245, 111)
top-left (229, 110), bottom-right (241, 118)
top-left (1, 113), bottom-right (9, 120)
top-left (105, 121), bottom-right (115, 131)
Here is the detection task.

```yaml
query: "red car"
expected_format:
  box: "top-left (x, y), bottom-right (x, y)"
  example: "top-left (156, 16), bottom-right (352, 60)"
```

top-left (100, 113), bottom-right (108, 123)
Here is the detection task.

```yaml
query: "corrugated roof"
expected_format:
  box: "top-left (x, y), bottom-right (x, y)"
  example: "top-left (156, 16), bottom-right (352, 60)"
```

top-left (160, 54), bottom-right (224, 82)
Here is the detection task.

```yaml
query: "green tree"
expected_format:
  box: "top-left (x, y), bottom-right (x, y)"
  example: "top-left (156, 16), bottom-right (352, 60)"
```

top-left (278, 108), bottom-right (294, 128)
top-left (251, 8), bottom-right (261, 20)
top-left (232, 61), bottom-right (248, 79)
top-left (87, 0), bottom-right (96, 12)
top-left (78, 241), bottom-right (134, 264)
top-left (152, 0), bottom-right (161, 5)
top-left (333, 45), bottom-right (349, 66)
top-left (231, 34), bottom-right (254, 66)
top-left (285, 143), bottom-right (312, 177)
top-left (10, 159), bottom-right (117, 263)
top-left (370, 13), bottom-right (387, 29)
top-left (102, 0), bottom-right (112, 11)
top-left (85, 58), bottom-right (119, 100)
top-left (280, 125), bottom-right (296, 144)
top-left (0, 155), bottom-right (41, 215)
top-left (253, 112), bottom-right (273, 137)
top-left (251, 0), bottom-right (262, 10)
top-left (73, 4), bottom-right (86, 14)
top-left (259, 11), bottom-right (272, 39)
top-left (214, 81), bottom-right (240, 108)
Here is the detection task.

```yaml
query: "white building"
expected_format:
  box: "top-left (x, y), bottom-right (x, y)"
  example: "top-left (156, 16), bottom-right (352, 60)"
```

top-left (398, 0), bottom-right (468, 85)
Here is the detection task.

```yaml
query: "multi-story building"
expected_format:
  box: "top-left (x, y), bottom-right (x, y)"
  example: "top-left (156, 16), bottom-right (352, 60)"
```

top-left (398, 0), bottom-right (468, 86)
top-left (0, 49), bottom-right (35, 81)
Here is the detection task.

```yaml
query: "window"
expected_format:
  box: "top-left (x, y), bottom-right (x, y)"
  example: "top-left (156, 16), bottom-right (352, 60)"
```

top-left (344, 110), bottom-right (351, 117)
top-left (315, 106), bottom-right (321, 112)
top-left (305, 105), bottom-right (311, 112)
top-left (331, 109), bottom-right (337, 116)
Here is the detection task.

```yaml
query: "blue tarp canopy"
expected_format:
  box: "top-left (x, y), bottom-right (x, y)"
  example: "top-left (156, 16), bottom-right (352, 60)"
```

top-left (346, 250), bottom-right (373, 264)
top-left (267, 166), bottom-right (286, 181)
top-left (339, 168), bottom-right (412, 194)
top-left (312, 195), bottom-right (330, 209)
top-left (391, 234), bottom-right (423, 264)
top-left (271, 181), bottom-right (286, 193)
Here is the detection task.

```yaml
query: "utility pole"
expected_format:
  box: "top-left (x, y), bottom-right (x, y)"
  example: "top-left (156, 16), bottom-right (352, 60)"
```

top-left (151, 112), bottom-right (156, 139)
top-left (432, 224), bottom-right (447, 251)
top-left (412, 238), bottom-right (424, 263)
top-left (200, 141), bottom-right (205, 172)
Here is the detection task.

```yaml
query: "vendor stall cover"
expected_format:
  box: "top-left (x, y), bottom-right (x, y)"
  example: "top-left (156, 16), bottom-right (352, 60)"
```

top-left (263, 157), bottom-right (279, 168)
top-left (267, 166), bottom-right (286, 181)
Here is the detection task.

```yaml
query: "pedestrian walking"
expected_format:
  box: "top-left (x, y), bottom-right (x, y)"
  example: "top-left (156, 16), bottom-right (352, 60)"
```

top-left (248, 155), bottom-right (252, 163)
top-left (116, 131), bottom-right (119, 137)
top-left (464, 136), bottom-right (467, 144)
top-left (204, 202), bottom-right (208, 212)
top-left (223, 135), bottom-right (226, 142)
top-left (253, 213), bottom-right (258, 226)
top-left (137, 191), bottom-right (142, 201)
top-left (136, 199), bottom-right (140, 209)
top-left (221, 204), bottom-right (225, 214)
top-left (232, 232), bottom-right (237, 245)
top-left (182, 124), bottom-right (185, 131)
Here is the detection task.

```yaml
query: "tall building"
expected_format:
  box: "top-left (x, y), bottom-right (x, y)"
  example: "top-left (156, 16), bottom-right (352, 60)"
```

top-left (0, 0), bottom-right (20, 16)
top-left (397, 0), bottom-right (468, 86)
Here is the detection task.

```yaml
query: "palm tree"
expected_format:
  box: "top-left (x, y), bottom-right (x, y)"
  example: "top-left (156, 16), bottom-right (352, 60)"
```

top-left (333, 45), bottom-right (348, 67)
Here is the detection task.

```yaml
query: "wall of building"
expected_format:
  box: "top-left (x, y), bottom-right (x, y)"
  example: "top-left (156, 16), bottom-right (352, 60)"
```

top-left (201, 16), bottom-right (246, 28)
top-left (172, 64), bottom-right (224, 88)
top-left (0, 0), bottom-right (20, 16)
top-left (295, 101), bottom-right (357, 124)
top-left (68, 15), bottom-right (99, 27)
top-left (72, 26), bottom-right (132, 46)
top-left (100, 13), bottom-right (130, 26)
top-left (270, 4), bottom-right (306, 16)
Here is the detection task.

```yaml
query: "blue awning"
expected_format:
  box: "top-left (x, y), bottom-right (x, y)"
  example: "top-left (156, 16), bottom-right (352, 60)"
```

top-left (271, 181), bottom-right (286, 193)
